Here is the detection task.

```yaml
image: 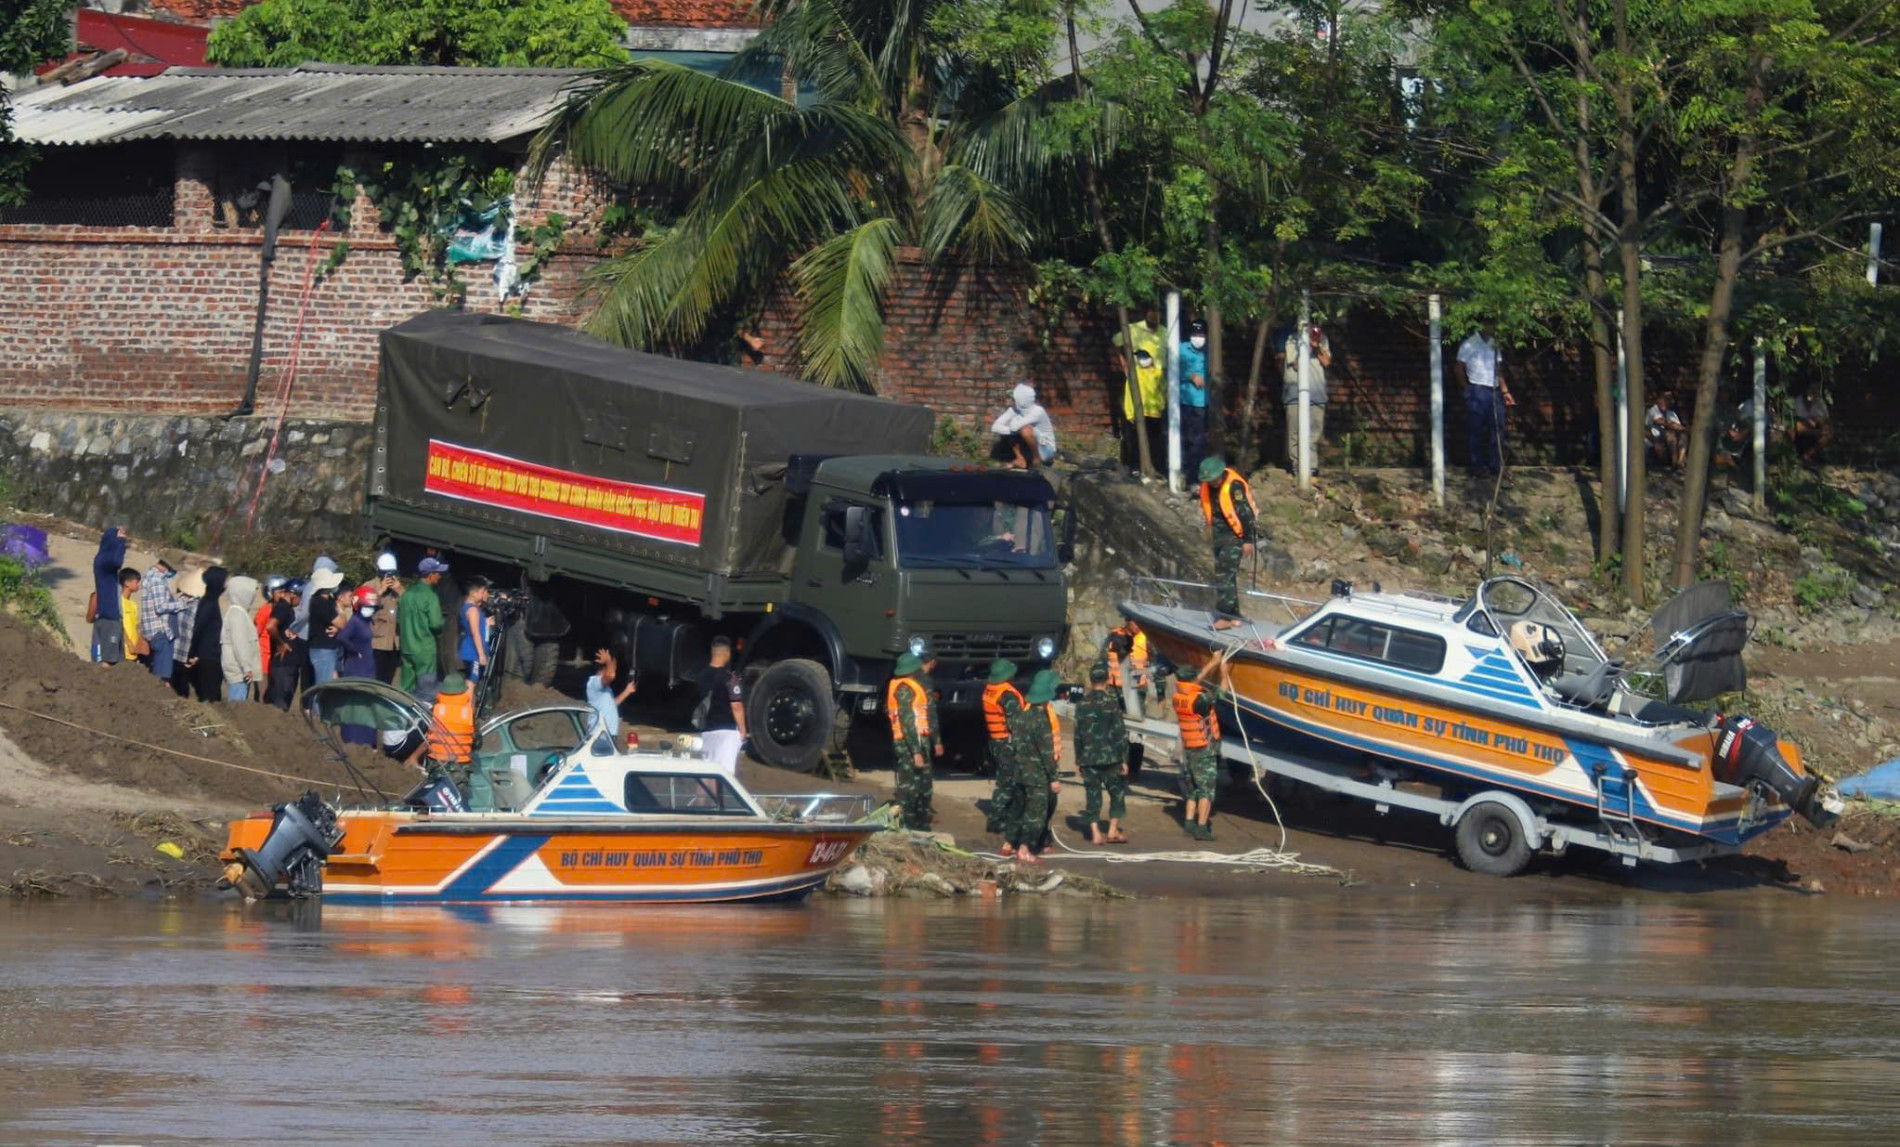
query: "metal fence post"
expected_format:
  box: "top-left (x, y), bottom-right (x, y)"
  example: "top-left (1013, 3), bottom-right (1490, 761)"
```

top-left (1428, 293), bottom-right (1444, 508)
top-left (1166, 290), bottom-right (1182, 494)
top-left (1297, 289), bottom-right (1313, 490)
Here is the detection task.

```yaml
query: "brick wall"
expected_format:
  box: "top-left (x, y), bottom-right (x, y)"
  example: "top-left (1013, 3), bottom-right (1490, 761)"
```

top-left (750, 250), bottom-right (1124, 449)
top-left (0, 145), bottom-right (608, 421)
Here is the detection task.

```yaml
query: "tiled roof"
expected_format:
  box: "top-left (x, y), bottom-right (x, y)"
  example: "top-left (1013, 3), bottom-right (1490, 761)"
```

top-left (9, 64), bottom-right (587, 146)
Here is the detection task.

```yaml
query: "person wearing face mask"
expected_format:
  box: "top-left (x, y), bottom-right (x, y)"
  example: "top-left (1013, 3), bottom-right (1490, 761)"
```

top-left (988, 383), bottom-right (1058, 469)
top-left (1179, 319), bottom-right (1210, 481)
top-left (337, 585), bottom-right (381, 744)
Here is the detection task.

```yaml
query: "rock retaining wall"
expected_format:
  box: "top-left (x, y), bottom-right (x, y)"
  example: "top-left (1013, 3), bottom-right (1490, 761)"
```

top-left (0, 410), bottom-right (369, 544)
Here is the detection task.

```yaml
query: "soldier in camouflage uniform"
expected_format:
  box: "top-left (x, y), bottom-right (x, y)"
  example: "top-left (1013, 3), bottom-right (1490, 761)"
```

top-left (1169, 658), bottom-right (1229, 840)
top-left (1198, 455), bottom-right (1259, 630)
top-left (886, 652), bottom-right (940, 830)
top-left (1075, 661), bottom-right (1130, 844)
top-left (1006, 670), bottom-right (1062, 863)
top-left (980, 658), bottom-right (1025, 847)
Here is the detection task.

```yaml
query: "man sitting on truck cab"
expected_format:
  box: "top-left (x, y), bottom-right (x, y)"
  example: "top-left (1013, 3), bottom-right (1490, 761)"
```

top-left (988, 383), bottom-right (1058, 470)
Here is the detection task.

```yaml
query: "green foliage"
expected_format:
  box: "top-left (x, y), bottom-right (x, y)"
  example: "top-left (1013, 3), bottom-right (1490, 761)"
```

top-left (1700, 541), bottom-right (1751, 603)
top-left (0, 553), bottom-right (66, 646)
top-left (539, 0), bottom-right (1077, 388)
top-left (220, 533), bottom-right (381, 590)
top-left (930, 415), bottom-right (989, 461)
top-left (1793, 564), bottom-right (1855, 613)
top-left (357, 153), bottom-right (514, 299)
top-left (1, 0), bottom-right (73, 204)
top-left (206, 0), bottom-right (628, 67)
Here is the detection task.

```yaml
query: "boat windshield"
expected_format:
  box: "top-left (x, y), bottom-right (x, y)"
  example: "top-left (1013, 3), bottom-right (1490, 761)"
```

top-left (893, 499), bottom-right (1056, 570)
top-left (1473, 577), bottom-right (1608, 678)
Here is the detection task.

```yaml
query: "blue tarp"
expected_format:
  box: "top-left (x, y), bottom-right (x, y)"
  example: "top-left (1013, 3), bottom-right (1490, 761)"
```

top-left (1837, 759), bottom-right (1900, 799)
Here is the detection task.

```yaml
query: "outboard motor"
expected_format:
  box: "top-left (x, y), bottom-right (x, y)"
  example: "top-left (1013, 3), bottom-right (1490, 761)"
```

top-left (219, 791), bottom-right (343, 900)
top-left (401, 770), bottom-right (467, 813)
top-left (1713, 716), bottom-right (1841, 827)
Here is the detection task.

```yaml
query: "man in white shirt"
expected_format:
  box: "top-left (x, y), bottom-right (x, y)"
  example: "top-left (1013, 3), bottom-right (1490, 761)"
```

top-left (1645, 390), bottom-right (1687, 469)
top-left (989, 383), bottom-right (1058, 469)
top-left (1454, 327), bottom-right (1514, 476)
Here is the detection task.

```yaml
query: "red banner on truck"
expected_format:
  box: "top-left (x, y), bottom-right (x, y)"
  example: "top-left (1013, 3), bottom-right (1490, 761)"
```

top-left (423, 439), bottom-right (705, 547)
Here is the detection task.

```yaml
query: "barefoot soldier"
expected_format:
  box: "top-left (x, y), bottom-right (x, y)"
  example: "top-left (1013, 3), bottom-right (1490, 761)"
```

top-left (1198, 456), bottom-right (1259, 631)
top-left (1006, 670), bottom-right (1062, 863)
top-left (1170, 659), bottom-right (1227, 840)
top-left (1076, 661), bottom-right (1130, 845)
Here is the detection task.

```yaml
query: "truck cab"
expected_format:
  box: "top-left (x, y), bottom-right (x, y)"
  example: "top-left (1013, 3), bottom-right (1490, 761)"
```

top-left (736, 456), bottom-right (1068, 768)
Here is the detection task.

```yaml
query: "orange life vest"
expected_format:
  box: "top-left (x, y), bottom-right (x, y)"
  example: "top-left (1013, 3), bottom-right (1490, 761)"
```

top-left (1198, 469), bottom-right (1257, 539)
top-left (428, 689), bottom-right (476, 763)
top-left (1172, 681), bottom-right (1220, 750)
top-left (1104, 625), bottom-right (1148, 686)
top-left (982, 682), bottom-right (1025, 740)
top-left (886, 675), bottom-right (931, 741)
top-left (253, 603), bottom-right (273, 678)
top-left (1048, 704), bottom-right (1062, 762)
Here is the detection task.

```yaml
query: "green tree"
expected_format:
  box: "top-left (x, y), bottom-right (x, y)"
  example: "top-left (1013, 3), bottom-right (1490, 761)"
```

top-left (535, 0), bottom-right (1060, 390)
top-left (206, 0), bottom-right (630, 68)
top-left (0, 0), bottom-right (74, 205)
top-left (1663, 0), bottom-right (1900, 589)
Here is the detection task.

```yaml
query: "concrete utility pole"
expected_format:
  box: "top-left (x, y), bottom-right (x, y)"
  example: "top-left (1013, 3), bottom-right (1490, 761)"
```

top-left (1752, 339), bottom-right (1768, 515)
top-left (1868, 222), bottom-right (1883, 286)
top-left (1428, 293), bottom-right (1445, 508)
top-left (1166, 290), bottom-right (1183, 494)
top-left (1297, 289), bottom-right (1313, 491)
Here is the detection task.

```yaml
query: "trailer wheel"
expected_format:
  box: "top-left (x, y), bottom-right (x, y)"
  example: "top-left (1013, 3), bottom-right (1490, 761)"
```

top-left (746, 659), bottom-right (835, 773)
top-left (528, 641), bottom-right (560, 688)
top-left (1455, 801), bottom-right (1533, 877)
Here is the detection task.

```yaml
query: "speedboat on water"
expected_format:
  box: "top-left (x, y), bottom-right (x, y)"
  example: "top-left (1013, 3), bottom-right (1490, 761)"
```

top-left (1125, 576), bottom-right (1841, 876)
top-left (220, 681), bottom-right (877, 904)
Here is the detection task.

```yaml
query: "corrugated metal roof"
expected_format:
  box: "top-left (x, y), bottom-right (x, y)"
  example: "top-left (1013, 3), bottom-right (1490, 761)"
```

top-left (10, 64), bottom-right (589, 146)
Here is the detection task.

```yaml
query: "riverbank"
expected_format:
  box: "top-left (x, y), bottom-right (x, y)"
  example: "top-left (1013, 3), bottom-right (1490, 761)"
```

top-left (7, 496), bottom-right (1900, 904)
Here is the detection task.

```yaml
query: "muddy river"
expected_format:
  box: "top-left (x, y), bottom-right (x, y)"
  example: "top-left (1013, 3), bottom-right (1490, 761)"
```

top-left (2, 895), bottom-right (1897, 1144)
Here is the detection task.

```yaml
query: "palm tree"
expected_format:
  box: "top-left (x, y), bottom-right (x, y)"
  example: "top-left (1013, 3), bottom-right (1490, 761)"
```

top-left (534, 0), bottom-right (1049, 391)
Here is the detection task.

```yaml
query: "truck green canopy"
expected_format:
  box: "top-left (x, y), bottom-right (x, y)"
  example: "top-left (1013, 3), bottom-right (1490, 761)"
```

top-left (373, 311), bottom-right (936, 580)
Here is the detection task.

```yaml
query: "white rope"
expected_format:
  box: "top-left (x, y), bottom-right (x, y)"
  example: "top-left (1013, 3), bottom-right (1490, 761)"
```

top-left (1048, 632), bottom-right (1351, 882)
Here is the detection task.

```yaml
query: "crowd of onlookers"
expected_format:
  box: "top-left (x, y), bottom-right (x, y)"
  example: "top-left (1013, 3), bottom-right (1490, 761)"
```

top-left (89, 529), bottom-right (494, 714)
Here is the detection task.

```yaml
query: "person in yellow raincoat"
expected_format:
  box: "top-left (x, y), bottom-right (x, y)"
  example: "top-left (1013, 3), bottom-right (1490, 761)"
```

top-left (1114, 307), bottom-right (1167, 472)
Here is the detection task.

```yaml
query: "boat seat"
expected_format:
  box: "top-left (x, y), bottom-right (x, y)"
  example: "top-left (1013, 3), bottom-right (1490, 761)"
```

top-left (1550, 660), bottom-right (1622, 709)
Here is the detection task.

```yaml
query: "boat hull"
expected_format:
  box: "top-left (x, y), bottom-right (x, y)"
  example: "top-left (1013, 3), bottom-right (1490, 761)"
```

top-left (1136, 616), bottom-right (1790, 848)
top-left (224, 813), bottom-right (876, 904)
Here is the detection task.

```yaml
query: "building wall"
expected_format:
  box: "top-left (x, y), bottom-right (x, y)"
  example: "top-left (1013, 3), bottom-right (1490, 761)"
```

top-left (0, 145), bottom-right (609, 421)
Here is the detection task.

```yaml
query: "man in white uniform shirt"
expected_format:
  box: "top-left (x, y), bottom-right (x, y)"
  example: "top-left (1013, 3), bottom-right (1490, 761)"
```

top-left (1454, 327), bottom-right (1514, 477)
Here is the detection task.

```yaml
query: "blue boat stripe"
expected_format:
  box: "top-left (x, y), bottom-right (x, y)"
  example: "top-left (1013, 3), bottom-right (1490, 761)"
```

top-left (440, 835), bottom-right (549, 898)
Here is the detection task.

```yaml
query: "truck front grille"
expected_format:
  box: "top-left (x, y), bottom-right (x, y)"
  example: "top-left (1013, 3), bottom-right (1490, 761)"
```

top-left (921, 633), bottom-right (1040, 663)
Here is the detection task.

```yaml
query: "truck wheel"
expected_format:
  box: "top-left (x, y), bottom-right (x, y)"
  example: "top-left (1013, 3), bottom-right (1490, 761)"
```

top-left (529, 641), bottom-right (560, 688)
top-left (746, 659), bottom-right (835, 773)
top-left (1455, 801), bottom-right (1533, 877)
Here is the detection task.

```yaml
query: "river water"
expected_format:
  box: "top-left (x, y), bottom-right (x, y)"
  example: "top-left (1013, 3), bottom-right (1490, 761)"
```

top-left (2, 894), bottom-right (1897, 1145)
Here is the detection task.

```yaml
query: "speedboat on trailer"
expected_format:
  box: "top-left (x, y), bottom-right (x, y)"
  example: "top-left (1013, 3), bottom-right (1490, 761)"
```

top-left (220, 680), bottom-right (877, 904)
top-left (1125, 577), bottom-right (1841, 876)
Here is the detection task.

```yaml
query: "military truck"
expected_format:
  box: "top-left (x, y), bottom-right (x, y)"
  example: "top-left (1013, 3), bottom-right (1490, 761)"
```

top-left (366, 312), bottom-right (1069, 771)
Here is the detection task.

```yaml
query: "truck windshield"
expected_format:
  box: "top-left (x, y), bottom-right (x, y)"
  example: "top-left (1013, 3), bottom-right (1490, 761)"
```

top-left (893, 500), bottom-right (1055, 569)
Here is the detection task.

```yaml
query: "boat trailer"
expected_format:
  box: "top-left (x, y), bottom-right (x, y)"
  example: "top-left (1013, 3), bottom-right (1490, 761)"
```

top-left (1125, 716), bottom-right (1750, 876)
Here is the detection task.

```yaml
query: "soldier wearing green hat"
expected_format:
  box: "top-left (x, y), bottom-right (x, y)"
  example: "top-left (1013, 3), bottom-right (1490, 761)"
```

top-left (980, 658), bottom-right (1025, 843)
top-left (1005, 669), bottom-right (1063, 863)
top-left (1197, 454), bottom-right (1259, 630)
top-left (1075, 660), bottom-right (1130, 844)
top-left (885, 652), bottom-right (939, 829)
